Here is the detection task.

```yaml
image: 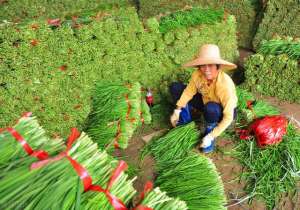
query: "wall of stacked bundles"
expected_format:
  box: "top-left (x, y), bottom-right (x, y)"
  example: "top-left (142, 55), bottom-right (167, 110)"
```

top-left (253, 0), bottom-right (300, 50)
top-left (244, 37), bottom-right (300, 103)
top-left (0, 6), bottom-right (238, 136)
top-left (0, 0), bottom-right (134, 22)
top-left (139, 0), bottom-right (261, 49)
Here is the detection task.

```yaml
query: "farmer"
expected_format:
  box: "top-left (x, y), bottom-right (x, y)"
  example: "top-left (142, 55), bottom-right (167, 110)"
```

top-left (170, 44), bottom-right (237, 153)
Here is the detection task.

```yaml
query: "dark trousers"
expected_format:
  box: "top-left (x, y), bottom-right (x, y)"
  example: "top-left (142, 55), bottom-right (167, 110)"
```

top-left (170, 82), bottom-right (227, 124)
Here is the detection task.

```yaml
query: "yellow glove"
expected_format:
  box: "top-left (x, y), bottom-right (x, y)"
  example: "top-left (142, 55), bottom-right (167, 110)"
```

top-left (170, 109), bottom-right (181, 127)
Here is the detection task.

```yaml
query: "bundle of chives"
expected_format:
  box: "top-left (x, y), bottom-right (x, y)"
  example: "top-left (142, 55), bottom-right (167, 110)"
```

top-left (142, 122), bottom-right (199, 170)
top-left (236, 87), bottom-right (255, 110)
top-left (0, 113), bottom-right (64, 170)
top-left (0, 130), bottom-right (136, 210)
top-left (139, 187), bottom-right (188, 210)
top-left (156, 152), bottom-right (226, 210)
top-left (258, 37), bottom-right (300, 60)
top-left (86, 82), bottom-right (148, 150)
top-left (236, 87), bottom-right (280, 122)
top-left (241, 100), bottom-right (281, 122)
top-left (140, 98), bottom-right (152, 125)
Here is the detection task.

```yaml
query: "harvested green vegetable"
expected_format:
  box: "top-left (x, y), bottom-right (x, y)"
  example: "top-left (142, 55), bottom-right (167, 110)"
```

top-left (0, 131), bottom-right (136, 210)
top-left (234, 123), bottom-right (300, 209)
top-left (156, 152), bottom-right (226, 210)
top-left (0, 114), bottom-right (64, 171)
top-left (85, 82), bottom-right (151, 151)
top-left (140, 187), bottom-right (188, 210)
top-left (142, 122), bottom-right (199, 170)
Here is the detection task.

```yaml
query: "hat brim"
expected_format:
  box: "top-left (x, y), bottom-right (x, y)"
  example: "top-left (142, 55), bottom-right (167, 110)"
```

top-left (183, 57), bottom-right (237, 71)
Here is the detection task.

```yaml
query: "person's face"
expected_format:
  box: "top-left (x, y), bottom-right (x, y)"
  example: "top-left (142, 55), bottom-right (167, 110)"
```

top-left (198, 64), bottom-right (219, 80)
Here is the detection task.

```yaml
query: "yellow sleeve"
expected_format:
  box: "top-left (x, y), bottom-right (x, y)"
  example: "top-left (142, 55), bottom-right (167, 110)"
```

top-left (176, 73), bottom-right (197, 108)
top-left (211, 79), bottom-right (237, 138)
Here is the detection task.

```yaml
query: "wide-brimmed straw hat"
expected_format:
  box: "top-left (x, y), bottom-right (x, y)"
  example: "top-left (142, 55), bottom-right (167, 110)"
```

top-left (183, 44), bottom-right (237, 70)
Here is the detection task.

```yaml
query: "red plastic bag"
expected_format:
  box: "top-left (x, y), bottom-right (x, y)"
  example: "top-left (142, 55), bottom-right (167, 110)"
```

top-left (251, 115), bottom-right (288, 148)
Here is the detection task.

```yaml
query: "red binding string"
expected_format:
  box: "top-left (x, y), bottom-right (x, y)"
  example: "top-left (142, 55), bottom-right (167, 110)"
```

top-left (132, 181), bottom-right (154, 210)
top-left (31, 128), bottom-right (128, 210)
top-left (31, 128), bottom-right (92, 190)
top-left (125, 94), bottom-right (131, 120)
top-left (88, 161), bottom-right (128, 210)
top-left (114, 120), bottom-right (122, 149)
top-left (139, 110), bottom-right (145, 125)
top-left (0, 112), bottom-right (48, 160)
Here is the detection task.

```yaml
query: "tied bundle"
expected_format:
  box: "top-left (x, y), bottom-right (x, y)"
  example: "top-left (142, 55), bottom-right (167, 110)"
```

top-left (236, 88), bottom-right (280, 123)
top-left (0, 128), bottom-right (136, 210)
top-left (134, 181), bottom-right (188, 210)
top-left (156, 152), bottom-right (226, 210)
top-left (0, 113), bottom-right (64, 171)
top-left (86, 82), bottom-right (151, 151)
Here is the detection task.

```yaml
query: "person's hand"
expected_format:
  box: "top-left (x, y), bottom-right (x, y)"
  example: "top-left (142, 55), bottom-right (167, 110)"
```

top-left (170, 109), bottom-right (181, 127)
top-left (200, 134), bottom-right (214, 148)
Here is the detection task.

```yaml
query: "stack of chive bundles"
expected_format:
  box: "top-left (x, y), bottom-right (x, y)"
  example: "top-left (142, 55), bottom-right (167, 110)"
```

top-left (144, 122), bottom-right (226, 210)
top-left (0, 114), bottom-right (64, 171)
top-left (0, 131), bottom-right (136, 209)
top-left (243, 43), bottom-right (300, 103)
top-left (85, 82), bottom-right (151, 151)
top-left (156, 152), bottom-right (226, 210)
top-left (139, 187), bottom-right (188, 210)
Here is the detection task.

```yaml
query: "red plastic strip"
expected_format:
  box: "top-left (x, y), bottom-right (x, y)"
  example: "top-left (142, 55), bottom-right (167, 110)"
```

top-left (88, 160), bottom-right (129, 210)
top-left (66, 156), bottom-right (92, 192)
top-left (88, 185), bottom-right (128, 210)
top-left (66, 128), bottom-right (81, 151)
top-left (125, 94), bottom-right (131, 120)
top-left (133, 206), bottom-right (153, 210)
top-left (6, 127), bottom-right (34, 155)
top-left (107, 161), bottom-right (128, 190)
top-left (140, 181), bottom-right (153, 200)
top-left (4, 127), bottom-right (49, 160)
top-left (132, 181), bottom-right (154, 210)
top-left (114, 121), bottom-right (122, 149)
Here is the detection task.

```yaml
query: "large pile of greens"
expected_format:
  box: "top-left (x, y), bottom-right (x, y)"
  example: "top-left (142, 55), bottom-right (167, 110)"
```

top-left (139, 0), bottom-right (260, 48)
top-left (0, 6), bottom-right (238, 136)
top-left (253, 0), bottom-right (300, 49)
top-left (0, 0), bottom-right (133, 23)
top-left (243, 52), bottom-right (300, 103)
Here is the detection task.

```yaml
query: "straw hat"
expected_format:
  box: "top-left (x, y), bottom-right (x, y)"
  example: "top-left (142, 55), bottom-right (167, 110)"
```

top-left (183, 44), bottom-right (237, 70)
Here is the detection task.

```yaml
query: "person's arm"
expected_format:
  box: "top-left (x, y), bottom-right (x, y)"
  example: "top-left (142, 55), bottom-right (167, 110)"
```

top-left (210, 82), bottom-right (237, 138)
top-left (176, 74), bottom-right (198, 108)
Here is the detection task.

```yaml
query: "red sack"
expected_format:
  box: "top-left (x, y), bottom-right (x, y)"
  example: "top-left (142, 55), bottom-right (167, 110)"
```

top-left (250, 115), bottom-right (288, 148)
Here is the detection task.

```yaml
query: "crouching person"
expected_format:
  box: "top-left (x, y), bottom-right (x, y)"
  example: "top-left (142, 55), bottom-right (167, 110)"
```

top-left (170, 44), bottom-right (237, 153)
